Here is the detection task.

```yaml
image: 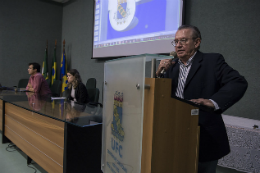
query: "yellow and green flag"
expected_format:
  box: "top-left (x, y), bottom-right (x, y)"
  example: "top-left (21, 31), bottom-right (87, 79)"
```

top-left (42, 47), bottom-right (48, 79)
top-left (60, 47), bottom-right (68, 93)
top-left (51, 41), bottom-right (57, 85)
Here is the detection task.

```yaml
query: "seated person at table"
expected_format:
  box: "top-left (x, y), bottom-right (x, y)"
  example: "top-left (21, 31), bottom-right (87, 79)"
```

top-left (65, 69), bottom-right (89, 104)
top-left (26, 62), bottom-right (51, 95)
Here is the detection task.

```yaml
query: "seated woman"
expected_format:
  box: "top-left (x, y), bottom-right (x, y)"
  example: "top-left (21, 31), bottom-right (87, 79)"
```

top-left (65, 69), bottom-right (89, 104)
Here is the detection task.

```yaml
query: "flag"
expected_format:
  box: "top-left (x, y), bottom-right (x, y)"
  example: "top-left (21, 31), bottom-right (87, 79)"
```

top-left (51, 41), bottom-right (57, 85)
top-left (60, 48), bottom-right (68, 93)
top-left (42, 47), bottom-right (48, 79)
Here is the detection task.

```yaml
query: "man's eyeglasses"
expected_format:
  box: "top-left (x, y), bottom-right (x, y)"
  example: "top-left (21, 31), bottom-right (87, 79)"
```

top-left (171, 39), bottom-right (189, 47)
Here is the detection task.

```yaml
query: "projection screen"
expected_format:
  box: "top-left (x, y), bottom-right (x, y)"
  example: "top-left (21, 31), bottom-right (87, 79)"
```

top-left (92, 0), bottom-right (183, 58)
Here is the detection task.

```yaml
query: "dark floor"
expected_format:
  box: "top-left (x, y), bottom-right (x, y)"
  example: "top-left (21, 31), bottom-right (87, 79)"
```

top-left (0, 132), bottom-right (47, 173)
top-left (0, 131), bottom-right (245, 173)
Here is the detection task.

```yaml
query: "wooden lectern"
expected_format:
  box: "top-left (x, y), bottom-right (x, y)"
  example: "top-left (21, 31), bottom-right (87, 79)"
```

top-left (142, 78), bottom-right (200, 173)
top-left (102, 54), bottom-right (200, 173)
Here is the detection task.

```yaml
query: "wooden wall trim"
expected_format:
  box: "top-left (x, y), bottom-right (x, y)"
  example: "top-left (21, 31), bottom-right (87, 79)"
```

top-left (5, 125), bottom-right (63, 173)
top-left (4, 103), bottom-right (65, 173)
top-left (5, 103), bottom-right (64, 147)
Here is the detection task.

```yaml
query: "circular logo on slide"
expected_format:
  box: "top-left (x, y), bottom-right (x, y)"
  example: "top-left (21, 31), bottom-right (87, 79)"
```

top-left (109, 0), bottom-right (138, 32)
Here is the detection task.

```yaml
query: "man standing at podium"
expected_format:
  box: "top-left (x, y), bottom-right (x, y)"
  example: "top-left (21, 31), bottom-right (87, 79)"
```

top-left (156, 25), bottom-right (248, 173)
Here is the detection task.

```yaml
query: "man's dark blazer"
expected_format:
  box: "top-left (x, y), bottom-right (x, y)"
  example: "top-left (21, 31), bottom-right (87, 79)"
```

top-left (165, 50), bottom-right (248, 162)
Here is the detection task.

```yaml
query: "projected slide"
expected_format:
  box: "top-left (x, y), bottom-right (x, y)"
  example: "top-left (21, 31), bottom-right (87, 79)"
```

top-left (93, 0), bottom-right (183, 58)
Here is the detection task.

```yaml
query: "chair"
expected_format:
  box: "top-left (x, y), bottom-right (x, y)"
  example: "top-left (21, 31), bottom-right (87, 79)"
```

top-left (87, 88), bottom-right (99, 103)
top-left (50, 80), bottom-right (62, 97)
top-left (17, 79), bottom-right (29, 88)
top-left (61, 91), bottom-right (67, 97)
top-left (46, 78), bottom-right (51, 88)
top-left (85, 78), bottom-right (96, 90)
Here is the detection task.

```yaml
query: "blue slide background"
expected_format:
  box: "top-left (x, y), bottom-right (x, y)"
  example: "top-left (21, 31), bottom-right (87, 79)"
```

top-left (107, 0), bottom-right (166, 40)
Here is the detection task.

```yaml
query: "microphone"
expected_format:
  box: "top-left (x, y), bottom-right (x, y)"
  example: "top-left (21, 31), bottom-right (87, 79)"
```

top-left (160, 51), bottom-right (178, 76)
top-left (169, 51), bottom-right (177, 57)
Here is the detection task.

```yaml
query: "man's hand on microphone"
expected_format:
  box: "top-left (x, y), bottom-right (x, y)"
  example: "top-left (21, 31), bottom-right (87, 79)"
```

top-left (156, 59), bottom-right (175, 77)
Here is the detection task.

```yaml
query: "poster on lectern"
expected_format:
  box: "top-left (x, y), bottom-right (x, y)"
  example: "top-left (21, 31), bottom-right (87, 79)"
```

top-left (102, 55), bottom-right (147, 173)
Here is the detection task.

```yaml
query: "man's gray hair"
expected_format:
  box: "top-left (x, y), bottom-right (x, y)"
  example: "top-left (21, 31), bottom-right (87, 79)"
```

top-left (178, 25), bottom-right (202, 49)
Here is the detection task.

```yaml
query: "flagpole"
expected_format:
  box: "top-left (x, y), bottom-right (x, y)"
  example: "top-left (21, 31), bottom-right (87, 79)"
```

top-left (60, 39), bottom-right (68, 95)
top-left (42, 40), bottom-right (49, 80)
top-left (51, 39), bottom-right (57, 86)
top-left (63, 39), bottom-right (65, 56)
top-left (61, 39), bottom-right (65, 80)
top-left (46, 40), bottom-right (48, 80)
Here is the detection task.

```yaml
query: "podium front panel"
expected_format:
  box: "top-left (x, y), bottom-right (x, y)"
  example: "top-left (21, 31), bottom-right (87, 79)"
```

top-left (102, 55), bottom-right (160, 173)
top-left (102, 54), bottom-right (169, 173)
